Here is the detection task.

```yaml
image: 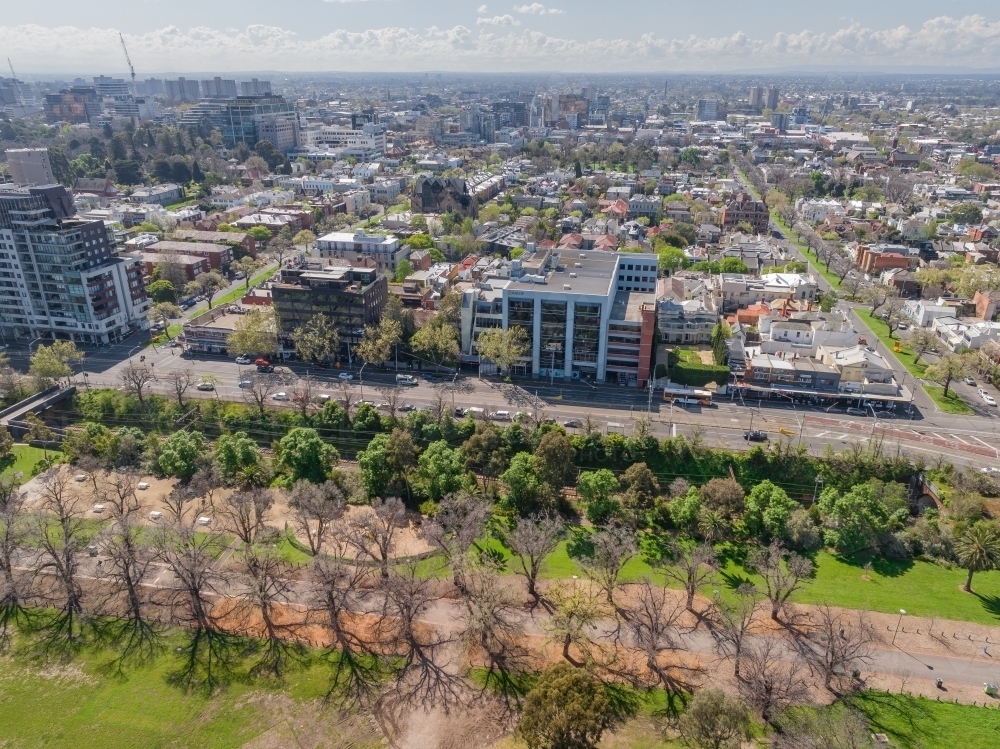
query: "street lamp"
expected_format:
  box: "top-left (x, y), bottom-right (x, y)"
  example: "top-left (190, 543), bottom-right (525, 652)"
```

top-left (891, 608), bottom-right (906, 646)
top-left (545, 342), bottom-right (562, 387)
top-left (812, 474), bottom-right (824, 503)
top-left (358, 362), bottom-right (368, 401)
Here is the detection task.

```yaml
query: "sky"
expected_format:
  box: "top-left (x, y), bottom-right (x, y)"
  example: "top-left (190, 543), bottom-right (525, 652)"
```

top-left (3, 1), bottom-right (1000, 75)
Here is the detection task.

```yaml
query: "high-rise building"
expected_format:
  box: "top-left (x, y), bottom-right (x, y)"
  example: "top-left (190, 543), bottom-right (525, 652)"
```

top-left (765, 85), bottom-right (780, 110)
top-left (93, 76), bottom-right (132, 100)
top-left (0, 185), bottom-right (149, 343)
top-left (200, 77), bottom-right (238, 99)
top-left (254, 114), bottom-right (300, 152)
top-left (5, 148), bottom-right (54, 186)
top-left (141, 78), bottom-right (165, 96)
top-left (43, 87), bottom-right (100, 124)
top-left (749, 85), bottom-right (764, 110)
top-left (696, 98), bottom-right (718, 121)
top-left (220, 95), bottom-right (295, 148)
top-left (239, 79), bottom-right (272, 96)
top-left (165, 78), bottom-right (201, 102)
top-left (492, 101), bottom-right (528, 128)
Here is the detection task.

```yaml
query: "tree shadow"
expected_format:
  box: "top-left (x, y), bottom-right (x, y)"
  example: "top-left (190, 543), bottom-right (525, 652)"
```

top-left (836, 552), bottom-right (914, 578)
top-left (973, 592), bottom-right (1000, 619)
top-left (847, 691), bottom-right (934, 749)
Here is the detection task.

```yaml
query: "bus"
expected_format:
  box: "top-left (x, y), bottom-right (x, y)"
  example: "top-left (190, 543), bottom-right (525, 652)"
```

top-left (663, 386), bottom-right (713, 406)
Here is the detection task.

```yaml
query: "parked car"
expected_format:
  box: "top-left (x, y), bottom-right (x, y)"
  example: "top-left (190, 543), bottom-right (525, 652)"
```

top-left (563, 418), bottom-right (582, 428)
top-left (196, 381), bottom-right (215, 391)
top-left (317, 394), bottom-right (331, 402)
top-left (338, 372), bottom-right (354, 381)
top-left (272, 392), bottom-right (289, 401)
top-left (396, 374), bottom-right (418, 385)
top-left (491, 410), bottom-right (512, 421)
top-left (984, 393), bottom-right (997, 407)
top-left (256, 364), bottom-right (274, 373)
top-left (398, 403), bottom-right (416, 412)
top-left (454, 407), bottom-right (466, 417)
top-left (235, 356), bottom-right (252, 365)
top-left (846, 407), bottom-right (868, 416)
top-left (377, 402), bottom-right (391, 411)
top-left (744, 430), bottom-right (768, 442)
top-left (254, 357), bottom-right (270, 366)
top-left (965, 377), bottom-right (976, 386)
top-left (238, 379), bottom-right (253, 388)
top-left (421, 373), bottom-right (436, 382)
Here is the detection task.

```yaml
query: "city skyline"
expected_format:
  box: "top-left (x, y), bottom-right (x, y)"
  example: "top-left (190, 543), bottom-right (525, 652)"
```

top-left (3, 7), bottom-right (1000, 75)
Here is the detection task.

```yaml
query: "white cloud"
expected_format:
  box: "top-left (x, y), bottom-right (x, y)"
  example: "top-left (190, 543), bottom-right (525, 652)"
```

top-left (477, 4), bottom-right (488, 12)
top-left (3, 15), bottom-right (1000, 73)
top-left (476, 14), bottom-right (519, 26)
top-left (513, 3), bottom-right (564, 14)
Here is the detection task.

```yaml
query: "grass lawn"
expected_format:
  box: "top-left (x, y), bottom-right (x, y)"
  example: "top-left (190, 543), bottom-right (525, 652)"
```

top-left (770, 214), bottom-right (845, 290)
top-left (720, 550), bottom-right (1000, 625)
top-left (0, 640), bottom-right (379, 749)
top-left (924, 385), bottom-right (975, 415)
top-left (849, 691), bottom-right (1000, 749)
top-left (0, 444), bottom-right (64, 483)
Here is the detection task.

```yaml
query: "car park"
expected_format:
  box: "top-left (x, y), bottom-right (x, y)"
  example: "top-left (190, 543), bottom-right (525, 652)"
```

top-left (196, 381), bottom-right (215, 391)
top-left (236, 356), bottom-right (252, 365)
top-left (338, 372), bottom-right (354, 380)
top-left (272, 392), bottom-right (289, 401)
top-left (744, 430), bottom-right (768, 442)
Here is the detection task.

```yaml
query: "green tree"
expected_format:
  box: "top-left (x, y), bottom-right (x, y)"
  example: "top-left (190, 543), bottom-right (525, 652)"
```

top-left (0, 425), bottom-right (13, 459)
top-left (719, 257), bottom-right (750, 274)
top-left (817, 480), bottom-right (908, 555)
top-left (227, 307), bottom-right (277, 356)
top-left (147, 279), bottom-right (176, 304)
top-left (358, 433), bottom-right (392, 498)
top-left (29, 340), bottom-right (83, 387)
top-left (925, 353), bottom-right (973, 398)
top-left (231, 256), bottom-right (260, 289)
top-left (955, 523), bottom-right (1000, 593)
top-left (149, 302), bottom-right (183, 340)
top-left (678, 688), bottom-right (752, 749)
top-left (908, 327), bottom-right (938, 365)
top-left (534, 431), bottom-right (576, 490)
top-left (394, 259), bottom-right (414, 283)
top-left (476, 326), bottom-right (530, 375)
top-left (517, 663), bottom-right (616, 749)
top-left (949, 202), bottom-right (984, 225)
top-left (411, 322), bottom-right (459, 369)
top-left (292, 229), bottom-right (316, 248)
top-left (384, 428), bottom-right (418, 499)
top-left (278, 427), bottom-right (337, 484)
top-left (184, 271), bottom-right (228, 310)
top-left (416, 440), bottom-right (467, 500)
top-left (291, 313), bottom-right (340, 363)
top-left (214, 431), bottom-right (262, 483)
top-left (247, 226), bottom-right (272, 245)
top-left (744, 480), bottom-right (797, 540)
top-left (577, 469), bottom-right (620, 525)
top-left (501, 453), bottom-right (542, 515)
top-left (711, 322), bottom-right (732, 367)
top-left (158, 430), bottom-right (206, 480)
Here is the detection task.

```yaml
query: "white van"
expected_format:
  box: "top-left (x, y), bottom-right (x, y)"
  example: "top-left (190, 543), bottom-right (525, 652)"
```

top-left (465, 407), bottom-right (485, 418)
top-left (396, 374), bottom-right (417, 386)
top-left (491, 410), bottom-right (512, 421)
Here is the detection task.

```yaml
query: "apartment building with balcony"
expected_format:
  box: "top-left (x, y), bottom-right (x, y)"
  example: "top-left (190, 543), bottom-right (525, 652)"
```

top-left (316, 229), bottom-right (408, 274)
top-left (712, 272), bottom-right (819, 314)
top-left (0, 185), bottom-right (148, 344)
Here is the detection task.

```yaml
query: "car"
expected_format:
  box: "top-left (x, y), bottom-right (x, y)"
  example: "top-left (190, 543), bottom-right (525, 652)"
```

top-left (148, 510), bottom-right (163, 521)
top-left (417, 404), bottom-right (434, 412)
top-left (318, 393), bottom-right (331, 402)
top-left (377, 402), bottom-right (392, 410)
top-left (744, 430), bottom-right (768, 442)
top-left (92, 504), bottom-right (106, 514)
top-left (563, 418), bottom-right (583, 428)
top-left (978, 388), bottom-right (989, 397)
top-left (169, 341), bottom-right (180, 348)
top-left (238, 379), bottom-right (253, 388)
top-left (421, 373), bottom-right (437, 382)
top-left (137, 482), bottom-right (150, 490)
top-left (196, 382), bottom-right (215, 391)
top-left (338, 372), bottom-right (354, 381)
top-left (491, 410), bottom-right (512, 421)
top-left (235, 356), bottom-right (252, 365)
top-left (846, 407), bottom-right (868, 416)
top-left (257, 364), bottom-right (274, 373)
top-left (965, 377), bottom-right (976, 386)
top-left (310, 362), bottom-right (330, 370)
top-left (396, 374), bottom-right (418, 385)
top-left (197, 516), bottom-right (212, 526)
top-left (897, 323), bottom-right (908, 330)
top-left (454, 407), bottom-right (466, 417)
top-left (984, 394), bottom-right (997, 407)
top-left (398, 403), bottom-right (416, 412)
top-left (272, 392), bottom-right (289, 401)
top-left (465, 407), bottom-right (485, 418)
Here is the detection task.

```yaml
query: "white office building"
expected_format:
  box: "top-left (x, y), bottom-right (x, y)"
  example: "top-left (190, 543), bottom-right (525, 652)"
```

top-left (316, 229), bottom-right (407, 273)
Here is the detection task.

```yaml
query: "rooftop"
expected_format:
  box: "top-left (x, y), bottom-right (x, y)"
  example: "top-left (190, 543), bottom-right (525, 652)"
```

top-left (610, 290), bottom-right (656, 322)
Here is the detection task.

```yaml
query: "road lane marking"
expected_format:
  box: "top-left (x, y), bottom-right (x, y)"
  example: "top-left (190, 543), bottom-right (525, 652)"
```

top-left (814, 431), bottom-right (829, 437)
top-left (951, 434), bottom-right (971, 445)
top-left (973, 436), bottom-right (995, 449)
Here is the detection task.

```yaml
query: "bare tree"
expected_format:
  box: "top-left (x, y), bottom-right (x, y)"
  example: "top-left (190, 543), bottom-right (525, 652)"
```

top-left (883, 293), bottom-right (906, 339)
top-left (737, 638), bottom-right (809, 724)
top-left (712, 583), bottom-right (761, 678)
top-left (375, 385), bottom-right (403, 421)
top-left (802, 605), bottom-right (879, 694)
top-left (30, 473), bottom-right (88, 655)
top-left (374, 563), bottom-right (468, 738)
top-left (92, 513), bottom-right (163, 669)
top-left (187, 464), bottom-right (225, 512)
top-left (430, 385), bottom-right (450, 423)
top-left (153, 523), bottom-right (236, 691)
top-left (291, 376), bottom-right (318, 419)
top-left (289, 479), bottom-right (345, 556)
top-left (544, 583), bottom-right (606, 667)
top-left (100, 469), bottom-right (141, 518)
top-left (662, 542), bottom-right (718, 612)
top-left (862, 286), bottom-right (889, 316)
top-left (0, 477), bottom-right (30, 650)
top-left (163, 483), bottom-right (195, 525)
top-left (219, 488), bottom-right (274, 547)
top-left (341, 497), bottom-right (405, 578)
top-left (119, 362), bottom-right (156, 405)
top-left (334, 380), bottom-right (358, 413)
top-left (459, 569), bottom-right (529, 713)
top-left (578, 524), bottom-right (637, 606)
top-left (308, 550), bottom-right (384, 708)
top-left (76, 453), bottom-right (104, 497)
top-left (842, 271), bottom-right (866, 300)
top-left (232, 548), bottom-right (306, 678)
top-left (165, 368), bottom-right (195, 407)
top-left (421, 492), bottom-right (491, 591)
top-left (616, 577), bottom-right (701, 693)
top-left (242, 372), bottom-right (280, 416)
top-left (502, 513), bottom-right (565, 605)
top-left (747, 541), bottom-right (813, 622)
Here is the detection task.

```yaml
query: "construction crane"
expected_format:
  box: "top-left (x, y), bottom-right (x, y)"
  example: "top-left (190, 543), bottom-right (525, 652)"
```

top-left (119, 33), bottom-right (136, 98)
top-left (7, 58), bottom-right (27, 115)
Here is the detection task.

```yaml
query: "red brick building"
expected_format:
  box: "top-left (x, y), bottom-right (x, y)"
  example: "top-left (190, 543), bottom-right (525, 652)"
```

top-left (721, 193), bottom-right (769, 234)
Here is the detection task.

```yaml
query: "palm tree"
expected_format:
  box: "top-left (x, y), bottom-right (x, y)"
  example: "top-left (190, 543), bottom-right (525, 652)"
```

top-left (955, 524), bottom-right (1000, 593)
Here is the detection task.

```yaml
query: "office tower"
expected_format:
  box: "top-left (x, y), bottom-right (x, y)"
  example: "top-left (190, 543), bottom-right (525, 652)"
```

top-left (142, 78), bottom-right (165, 96)
top-left (5, 148), bottom-right (54, 186)
top-left (765, 85), bottom-right (780, 110)
top-left (43, 87), bottom-right (100, 124)
top-left (696, 98), bottom-right (718, 121)
top-left (165, 78), bottom-right (201, 102)
top-left (749, 85), bottom-right (763, 110)
top-left (220, 95), bottom-right (295, 147)
top-left (0, 185), bottom-right (148, 343)
top-left (239, 78), bottom-right (272, 96)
